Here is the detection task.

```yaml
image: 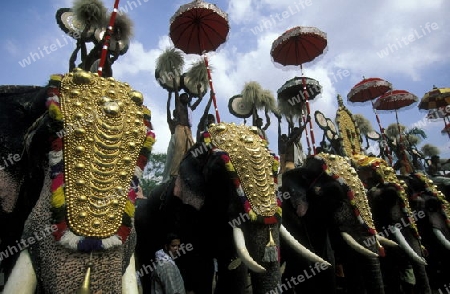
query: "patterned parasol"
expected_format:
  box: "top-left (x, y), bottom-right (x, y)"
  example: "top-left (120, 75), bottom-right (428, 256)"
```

top-left (270, 26), bottom-right (327, 67)
top-left (418, 86), bottom-right (450, 110)
top-left (420, 86), bottom-right (450, 139)
top-left (347, 77), bottom-right (392, 103)
top-left (169, 0), bottom-right (230, 123)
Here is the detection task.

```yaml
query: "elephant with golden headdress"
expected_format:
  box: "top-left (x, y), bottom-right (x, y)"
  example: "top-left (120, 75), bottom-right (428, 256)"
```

top-left (2, 69), bottom-right (155, 293)
top-left (135, 122), bottom-right (329, 294)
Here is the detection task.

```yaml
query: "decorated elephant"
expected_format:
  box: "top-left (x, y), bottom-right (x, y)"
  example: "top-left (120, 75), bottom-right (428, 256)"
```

top-left (2, 69), bottom-right (155, 293)
top-left (135, 123), bottom-right (328, 294)
top-left (398, 172), bottom-right (450, 291)
top-left (352, 154), bottom-right (432, 294)
top-left (280, 152), bottom-right (388, 294)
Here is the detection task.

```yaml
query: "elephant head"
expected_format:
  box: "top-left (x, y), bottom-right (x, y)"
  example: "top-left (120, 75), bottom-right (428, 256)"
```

top-left (135, 123), bottom-right (327, 294)
top-left (281, 152), bottom-right (386, 294)
top-left (3, 69), bottom-right (155, 293)
top-left (352, 154), bottom-right (432, 294)
top-left (400, 172), bottom-right (450, 289)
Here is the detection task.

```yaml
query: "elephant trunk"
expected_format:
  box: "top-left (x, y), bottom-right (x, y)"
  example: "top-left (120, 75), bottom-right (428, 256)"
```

top-left (341, 232), bottom-right (378, 258)
top-left (233, 227), bottom-right (266, 273)
top-left (280, 225), bottom-right (331, 267)
top-left (433, 228), bottom-right (450, 250)
top-left (362, 256), bottom-right (386, 294)
top-left (411, 262), bottom-right (432, 294)
top-left (391, 226), bottom-right (427, 265)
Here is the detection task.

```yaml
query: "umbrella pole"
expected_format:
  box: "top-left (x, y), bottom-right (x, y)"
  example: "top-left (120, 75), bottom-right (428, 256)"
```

top-left (371, 100), bottom-right (393, 165)
top-left (300, 115), bottom-right (312, 155)
top-left (301, 67), bottom-right (316, 154)
top-left (97, 0), bottom-right (121, 77)
top-left (203, 54), bottom-right (221, 123)
top-left (395, 109), bottom-right (409, 173)
top-left (444, 117), bottom-right (450, 139)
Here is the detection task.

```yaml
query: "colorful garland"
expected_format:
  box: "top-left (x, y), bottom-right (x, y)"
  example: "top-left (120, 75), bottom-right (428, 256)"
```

top-left (202, 131), bottom-right (282, 225)
top-left (46, 74), bottom-right (155, 252)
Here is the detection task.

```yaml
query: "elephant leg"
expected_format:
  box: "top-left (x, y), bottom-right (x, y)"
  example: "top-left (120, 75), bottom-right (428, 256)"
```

top-left (341, 251), bottom-right (385, 294)
top-left (412, 263), bottom-right (431, 294)
top-left (2, 249), bottom-right (37, 294)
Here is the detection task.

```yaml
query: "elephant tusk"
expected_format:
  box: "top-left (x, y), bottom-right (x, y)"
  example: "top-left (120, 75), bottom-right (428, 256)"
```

top-left (122, 253), bottom-right (139, 294)
top-left (233, 227), bottom-right (267, 273)
top-left (376, 235), bottom-right (398, 248)
top-left (280, 225), bottom-right (332, 267)
top-left (2, 249), bottom-right (37, 294)
top-left (433, 228), bottom-right (450, 250)
top-left (341, 232), bottom-right (378, 258)
top-left (391, 226), bottom-right (427, 265)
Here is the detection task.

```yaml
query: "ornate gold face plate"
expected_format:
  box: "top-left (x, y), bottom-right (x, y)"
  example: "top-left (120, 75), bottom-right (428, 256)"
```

top-left (60, 70), bottom-right (146, 238)
top-left (318, 152), bottom-right (375, 229)
top-left (336, 95), bottom-right (362, 156)
top-left (352, 154), bottom-right (417, 227)
top-left (208, 123), bottom-right (278, 217)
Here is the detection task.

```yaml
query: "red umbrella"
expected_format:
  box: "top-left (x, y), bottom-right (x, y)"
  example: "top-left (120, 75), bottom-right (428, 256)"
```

top-left (270, 26), bottom-right (328, 154)
top-left (347, 77), bottom-right (392, 103)
top-left (347, 77), bottom-right (393, 164)
top-left (271, 26), bottom-right (327, 67)
top-left (169, 0), bottom-right (230, 123)
top-left (374, 90), bottom-right (418, 168)
top-left (374, 90), bottom-right (418, 112)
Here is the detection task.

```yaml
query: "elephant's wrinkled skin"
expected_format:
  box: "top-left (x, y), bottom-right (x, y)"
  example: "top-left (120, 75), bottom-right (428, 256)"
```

top-left (280, 153), bottom-right (385, 294)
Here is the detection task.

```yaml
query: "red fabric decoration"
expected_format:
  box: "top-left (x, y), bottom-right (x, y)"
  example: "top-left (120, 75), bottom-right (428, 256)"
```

top-left (52, 221), bottom-right (68, 241)
top-left (51, 138), bottom-right (63, 151)
top-left (136, 154), bottom-right (148, 170)
top-left (128, 189), bottom-right (137, 204)
top-left (264, 216), bottom-right (278, 225)
top-left (117, 225), bottom-right (131, 242)
top-left (51, 173), bottom-right (64, 192)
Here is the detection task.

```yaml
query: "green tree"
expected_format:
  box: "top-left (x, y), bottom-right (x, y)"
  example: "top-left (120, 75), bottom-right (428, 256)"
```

top-left (141, 153), bottom-right (167, 197)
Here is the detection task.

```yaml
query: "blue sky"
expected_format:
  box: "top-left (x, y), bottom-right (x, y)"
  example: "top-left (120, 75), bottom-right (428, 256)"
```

top-left (2, 0), bottom-right (450, 159)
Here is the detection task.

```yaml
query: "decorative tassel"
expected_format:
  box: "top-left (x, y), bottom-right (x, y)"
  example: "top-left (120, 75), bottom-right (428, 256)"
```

top-left (77, 256), bottom-right (93, 294)
top-left (376, 239), bottom-right (385, 257)
top-left (263, 228), bottom-right (278, 262)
